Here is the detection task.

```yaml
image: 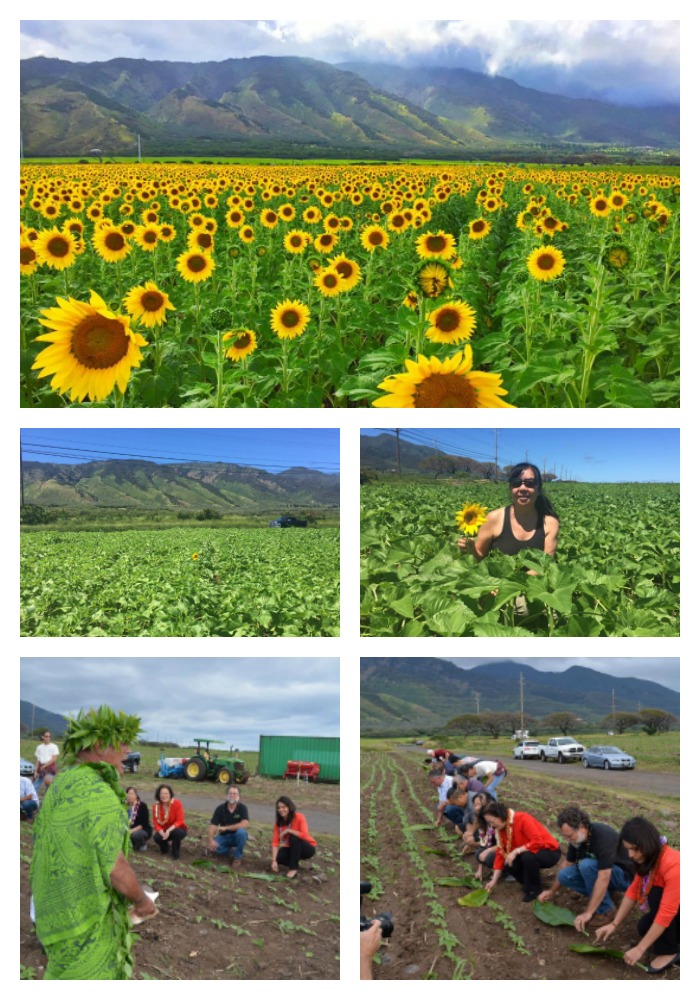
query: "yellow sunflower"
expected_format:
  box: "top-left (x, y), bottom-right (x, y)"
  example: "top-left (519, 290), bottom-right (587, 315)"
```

top-left (425, 300), bottom-right (477, 345)
top-left (20, 240), bottom-right (39, 276)
top-left (589, 195), bottom-right (611, 218)
top-left (123, 281), bottom-right (175, 327)
top-left (176, 250), bottom-right (215, 283)
top-left (34, 228), bottom-right (76, 270)
top-left (416, 261), bottom-right (452, 298)
top-left (314, 232), bottom-right (338, 254)
top-left (455, 502), bottom-right (489, 536)
top-left (270, 300), bottom-right (311, 340)
top-left (134, 225), bottom-right (161, 252)
top-left (223, 329), bottom-right (258, 361)
top-left (415, 230), bottom-right (456, 260)
top-left (328, 255), bottom-right (362, 291)
top-left (314, 268), bottom-right (344, 297)
top-left (92, 226), bottom-right (132, 263)
top-left (360, 225), bottom-right (389, 252)
top-left (468, 218), bottom-right (491, 240)
top-left (283, 230), bottom-right (309, 254)
top-left (527, 245), bottom-right (566, 282)
top-left (187, 229), bottom-right (215, 253)
top-left (32, 291), bottom-right (148, 403)
top-left (372, 347), bottom-right (514, 408)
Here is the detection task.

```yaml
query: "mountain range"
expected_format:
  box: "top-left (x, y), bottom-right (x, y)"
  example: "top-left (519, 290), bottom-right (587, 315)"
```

top-left (20, 55), bottom-right (679, 158)
top-left (361, 431), bottom-right (499, 477)
top-left (360, 658), bottom-right (680, 734)
top-left (20, 700), bottom-right (67, 737)
top-left (22, 459), bottom-right (339, 511)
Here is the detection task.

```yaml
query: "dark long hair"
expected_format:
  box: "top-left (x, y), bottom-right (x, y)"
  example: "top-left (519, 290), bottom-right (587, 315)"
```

top-left (275, 795), bottom-right (297, 826)
top-left (154, 784), bottom-right (174, 802)
top-left (473, 791), bottom-right (497, 833)
top-left (619, 816), bottom-right (663, 875)
top-left (507, 462), bottom-right (558, 519)
top-left (482, 801), bottom-right (509, 824)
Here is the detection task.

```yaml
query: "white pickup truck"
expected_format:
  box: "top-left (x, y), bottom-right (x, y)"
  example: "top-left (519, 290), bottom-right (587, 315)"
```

top-left (539, 737), bottom-right (586, 763)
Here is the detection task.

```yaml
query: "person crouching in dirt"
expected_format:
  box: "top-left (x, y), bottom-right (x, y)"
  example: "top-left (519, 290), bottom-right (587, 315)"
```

top-left (442, 774), bottom-right (488, 836)
top-left (483, 802), bottom-right (561, 902)
top-left (429, 766), bottom-right (454, 828)
top-left (208, 785), bottom-right (249, 867)
top-left (538, 806), bottom-right (634, 931)
top-left (271, 796), bottom-right (317, 879)
top-left (458, 759), bottom-right (507, 799)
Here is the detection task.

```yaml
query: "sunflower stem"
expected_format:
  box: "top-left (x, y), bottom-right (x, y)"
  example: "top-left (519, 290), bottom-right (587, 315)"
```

top-left (577, 258), bottom-right (606, 407)
top-left (281, 338), bottom-right (291, 401)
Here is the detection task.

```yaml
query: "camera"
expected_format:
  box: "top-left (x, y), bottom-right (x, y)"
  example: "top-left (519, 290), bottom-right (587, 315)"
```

top-left (360, 880), bottom-right (394, 938)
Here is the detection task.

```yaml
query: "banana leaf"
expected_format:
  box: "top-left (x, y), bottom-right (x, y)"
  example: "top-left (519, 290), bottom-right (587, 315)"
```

top-left (239, 872), bottom-right (281, 881)
top-left (436, 877), bottom-right (481, 888)
top-left (408, 824), bottom-right (434, 831)
top-left (533, 901), bottom-right (577, 927)
top-left (457, 888), bottom-right (489, 907)
top-left (421, 847), bottom-right (449, 856)
top-left (569, 943), bottom-right (646, 969)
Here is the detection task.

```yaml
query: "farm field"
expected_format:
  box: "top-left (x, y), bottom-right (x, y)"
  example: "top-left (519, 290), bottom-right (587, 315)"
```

top-left (20, 526), bottom-right (339, 636)
top-left (361, 480), bottom-right (679, 636)
top-left (20, 161), bottom-right (678, 408)
top-left (360, 745), bottom-right (679, 980)
top-left (20, 769), bottom-right (340, 980)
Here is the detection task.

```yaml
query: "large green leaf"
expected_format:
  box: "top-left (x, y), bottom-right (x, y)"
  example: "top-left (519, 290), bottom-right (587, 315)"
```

top-left (457, 888), bottom-right (489, 908)
top-left (532, 901), bottom-right (577, 927)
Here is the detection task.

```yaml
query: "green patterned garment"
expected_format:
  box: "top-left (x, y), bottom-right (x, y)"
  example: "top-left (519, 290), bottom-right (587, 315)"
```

top-left (30, 762), bottom-right (134, 980)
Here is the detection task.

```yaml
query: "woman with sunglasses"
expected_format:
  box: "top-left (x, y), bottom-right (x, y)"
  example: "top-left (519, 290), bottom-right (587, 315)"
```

top-left (457, 462), bottom-right (559, 561)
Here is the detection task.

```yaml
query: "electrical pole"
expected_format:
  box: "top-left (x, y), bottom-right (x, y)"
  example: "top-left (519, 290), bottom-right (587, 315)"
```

top-left (519, 672), bottom-right (525, 735)
top-left (493, 430), bottom-right (499, 477)
top-left (611, 689), bottom-right (616, 729)
top-left (475, 692), bottom-right (481, 715)
top-left (395, 429), bottom-right (402, 477)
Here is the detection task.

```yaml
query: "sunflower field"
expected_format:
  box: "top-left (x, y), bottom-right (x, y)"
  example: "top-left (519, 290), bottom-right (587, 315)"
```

top-left (361, 480), bottom-right (679, 636)
top-left (20, 161), bottom-right (678, 407)
top-left (20, 527), bottom-right (339, 636)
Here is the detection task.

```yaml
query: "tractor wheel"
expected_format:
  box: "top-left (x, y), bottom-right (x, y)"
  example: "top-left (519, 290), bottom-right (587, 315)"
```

top-left (235, 767), bottom-right (250, 785)
top-left (216, 767), bottom-right (233, 784)
top-left (185, 757), bottom-right (207, 781)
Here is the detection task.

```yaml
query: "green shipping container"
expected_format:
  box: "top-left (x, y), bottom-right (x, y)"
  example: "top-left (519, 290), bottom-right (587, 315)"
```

top-left (258, 735), bottom-right (340, 782)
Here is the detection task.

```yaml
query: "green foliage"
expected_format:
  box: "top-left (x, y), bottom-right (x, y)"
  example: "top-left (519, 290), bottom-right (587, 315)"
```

top-left (62, 705), bottom-right (142, 761)
top-left (457, 888), bottom-right (489, 907)
top-left (532, 901), bottom-right (578, 927)
top-left (20, 504), bottom-right (56, 525)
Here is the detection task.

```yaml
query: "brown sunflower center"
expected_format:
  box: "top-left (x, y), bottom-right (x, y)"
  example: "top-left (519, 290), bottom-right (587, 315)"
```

top-left (323, 274), bottom-right (339, 288)
top-left (196, 233), bottom-right (213, 249)
top-left (290, 235), bottom-right (303, 247)
top-left (426, 236), bottom-right (446, 252)
top-left (143, 230), bottom-right (158, 244)
top-left (544, 216), bottom-right (557, 229)
top-left (20, 246), bottom-right (37, 265)
top-left (595, 199), bottom-right (607, 211)
top-left (463, 510), bottom-right (478, 524)
top-left (105, 232), bottom-right (126, 251)
top-left (537, 254), bottom-right (555, 271)
top-left (413, 372), bottom-right (478, 408)
top-left (141, 291), bottom-right (165, 312)
top-left (47, 236), bottom-right (71, 258)
top-left (368, 231), bottom-right (383, 245)
top-left (435, 309), bottom-right (460, 332)
top-left (336, 262), bottom-right (352, 278)
top-left (234, 333), bottom-right (251, 349)
top-left (281, 310), bottom-right (301, 329)
top-left (187, 255), bottom-right (207, 273)
top-left (472, 221), bottom-right (486, 233)
top-left (70, 315), bottom-right (130, 369)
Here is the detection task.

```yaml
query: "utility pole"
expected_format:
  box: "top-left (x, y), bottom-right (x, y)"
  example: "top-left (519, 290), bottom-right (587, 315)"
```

top-left (611, 689), bottom-right (616, 728)
top-left (137, 134), bottom-right (142, 163)
top-left (493, 430), bottom-right (499, 475)
top-left (519, 672), bottom-right (525, 735)
top-left (394, 429), bottom-right (402, 477)
top-left (474, 692), bottom-right (481, 715)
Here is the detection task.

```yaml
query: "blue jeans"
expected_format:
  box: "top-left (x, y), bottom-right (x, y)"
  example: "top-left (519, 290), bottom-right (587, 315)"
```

top-left (485, 772), bottom-right (505, 799)
top-left (558, 858), bottom-right (631, 914)
top-left (213, 829), bottom-right (248, 859)
top-left (20, 800), bottom-right (38, 819)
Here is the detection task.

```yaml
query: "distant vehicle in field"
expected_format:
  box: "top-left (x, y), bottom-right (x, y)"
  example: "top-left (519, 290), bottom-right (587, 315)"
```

top-left (582, 745), bottom-right (636, 770)
top-left (183, 739), bottom-right (250, 785)
top-left (20, 757), bottom-right (34, 777)
top-left (122, 751), bottom-right (141, 773)
top-left (539, 737), bottom-right (586, 763)
top-left (268, 516), bottom-right (308, 528)
top-left (513, 740), bottom-right (541, 760)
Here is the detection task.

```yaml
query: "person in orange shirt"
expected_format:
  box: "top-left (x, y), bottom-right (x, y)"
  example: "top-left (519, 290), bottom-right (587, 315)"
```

top-left (482, 802), bottom-right (561, 902)
top-left (271, 796), bottom-right (317, 880)
top-left (595, 817), bottom-right (680, 974)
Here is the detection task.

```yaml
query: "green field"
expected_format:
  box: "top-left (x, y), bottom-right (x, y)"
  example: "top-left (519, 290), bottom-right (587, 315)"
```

top-left (21, 526), bottom-right (339, 636)
top-left (361, 480), bottom-right (679, 637)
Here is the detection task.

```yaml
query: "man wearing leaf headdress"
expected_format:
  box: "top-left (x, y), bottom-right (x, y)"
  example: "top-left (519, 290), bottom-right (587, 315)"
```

top-left (30, 705), bottom-right (157, 979)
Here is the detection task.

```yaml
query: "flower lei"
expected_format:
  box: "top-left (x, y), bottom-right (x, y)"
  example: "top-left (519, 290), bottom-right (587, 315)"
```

top-left (638, 840), bottom-right (667, 912)
top-left (497, 809), bottom-right (515, 861)
top-left (155, 801), bottom-right (172, 827)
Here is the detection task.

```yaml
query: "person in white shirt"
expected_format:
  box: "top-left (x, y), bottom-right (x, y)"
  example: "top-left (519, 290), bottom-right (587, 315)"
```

top-left (429, 767), bottom-right (455, 827)
top-left (34, 731), bottom-right (59, 793)
top-left (21, 775), bottom-right (39, 820)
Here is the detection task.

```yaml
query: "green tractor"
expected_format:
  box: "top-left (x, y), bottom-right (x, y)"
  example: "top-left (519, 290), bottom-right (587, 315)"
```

top-left (183, 739), bottom-right (250, 785)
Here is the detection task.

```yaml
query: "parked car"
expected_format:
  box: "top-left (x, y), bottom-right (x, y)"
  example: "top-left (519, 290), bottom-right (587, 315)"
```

top-left (122, 751), bottom-right (141, 773)
top-left (582, 746), bottom-right (636, 770)
top-left (20, 757), bottom-right (34, 777)
top-left (513, 740), bottom-right (541, 760)
top-left (268, 516), bottom-right (308, 528)
top-left (540, 737), bottom-right (586, 763)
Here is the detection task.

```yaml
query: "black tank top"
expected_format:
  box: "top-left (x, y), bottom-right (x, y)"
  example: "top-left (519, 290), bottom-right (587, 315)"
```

top-left (491, 505), bottom-right (545, 555)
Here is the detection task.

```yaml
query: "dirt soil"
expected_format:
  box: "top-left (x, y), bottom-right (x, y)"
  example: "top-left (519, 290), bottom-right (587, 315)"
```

top-left (361, 749), bottom-right (679, 981)
top-left (20, 782), bottom-right (339, 980)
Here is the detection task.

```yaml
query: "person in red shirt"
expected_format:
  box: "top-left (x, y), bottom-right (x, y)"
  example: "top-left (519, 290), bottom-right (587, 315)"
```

top-left (271, 796), bottom-right (316, 880)
top-left (595, 817), bottom-right (680, 974)
top-left (152, 785), bottom-right (188, 860)
top-left (482, 802), bottom-right (561, 902)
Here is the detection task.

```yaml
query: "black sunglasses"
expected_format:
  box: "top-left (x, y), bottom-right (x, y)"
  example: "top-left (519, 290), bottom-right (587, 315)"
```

top-left (511, 478), bottom-right (538, 488)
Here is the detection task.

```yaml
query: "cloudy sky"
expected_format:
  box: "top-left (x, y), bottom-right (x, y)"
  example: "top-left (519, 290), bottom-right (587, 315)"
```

top-left (450, 658), bottom-right (680, 691)
top-left (20, 20), bottom-right (679, 106)
top-left (21, 658), bottom-right (340, 747)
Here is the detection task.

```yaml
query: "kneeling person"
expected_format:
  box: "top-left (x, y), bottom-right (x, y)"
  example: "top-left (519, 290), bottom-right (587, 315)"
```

top-left (209, 786), bottom-right (249, 866)
top-left (539, 806), bottom-right (633, 931)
